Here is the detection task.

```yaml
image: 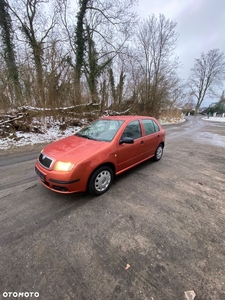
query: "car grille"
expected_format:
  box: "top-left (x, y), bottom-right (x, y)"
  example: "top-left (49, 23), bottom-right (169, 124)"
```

top-left (39, 153), bottom-right (53, 169)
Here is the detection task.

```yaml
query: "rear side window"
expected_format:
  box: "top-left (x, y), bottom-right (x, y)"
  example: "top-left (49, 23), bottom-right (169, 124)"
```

top-left (121, 120), bottom-right (142, 140)
top-left (153, 120), bottom-right (160, 132)
top-left (142, 119), bottom-right (160, 135)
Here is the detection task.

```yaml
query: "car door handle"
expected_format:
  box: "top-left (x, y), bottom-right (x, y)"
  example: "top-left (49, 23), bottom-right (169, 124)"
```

top-left (140, 141), bottom-right (144, 144)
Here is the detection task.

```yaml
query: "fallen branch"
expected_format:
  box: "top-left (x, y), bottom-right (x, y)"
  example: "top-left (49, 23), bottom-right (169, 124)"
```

top-left (0, 114), bottom-right (25, 125)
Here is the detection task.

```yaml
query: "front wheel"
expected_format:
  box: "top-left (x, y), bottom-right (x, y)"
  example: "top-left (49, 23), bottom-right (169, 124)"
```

top-left (88, 166), bottom-right (113, 196)
top-left (154, 144), bottom-right (163, 161)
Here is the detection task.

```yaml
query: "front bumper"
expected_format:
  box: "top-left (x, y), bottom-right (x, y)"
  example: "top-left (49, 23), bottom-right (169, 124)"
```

top-left (35, 165), bottom-right (83, 194)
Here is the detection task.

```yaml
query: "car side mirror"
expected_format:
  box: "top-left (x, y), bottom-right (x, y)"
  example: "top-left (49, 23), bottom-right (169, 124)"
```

top-left (119, 137), bottom-right (134, 144)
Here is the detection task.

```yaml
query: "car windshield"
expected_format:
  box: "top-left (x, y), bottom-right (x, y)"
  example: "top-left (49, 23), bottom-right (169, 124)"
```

top-left (75, 119), bottom-right (124, 142)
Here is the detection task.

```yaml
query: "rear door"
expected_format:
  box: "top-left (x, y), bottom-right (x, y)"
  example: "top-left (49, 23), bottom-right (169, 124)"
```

top-left (141, 119), bottom-right (161, 157)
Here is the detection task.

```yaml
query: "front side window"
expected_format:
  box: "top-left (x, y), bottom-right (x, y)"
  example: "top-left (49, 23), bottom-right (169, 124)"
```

top-left (142, 119), bottom-right (159, 135)
top-left (121, 120), bottom-right (142, 140)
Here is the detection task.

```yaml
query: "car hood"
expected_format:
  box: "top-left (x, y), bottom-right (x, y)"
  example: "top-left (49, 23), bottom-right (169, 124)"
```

top-left (42, 135), bottom-right (109, 162)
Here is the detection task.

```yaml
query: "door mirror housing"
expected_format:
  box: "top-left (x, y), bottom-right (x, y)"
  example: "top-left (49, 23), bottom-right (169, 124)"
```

top-left (119, 137), bottom-right (134, 145)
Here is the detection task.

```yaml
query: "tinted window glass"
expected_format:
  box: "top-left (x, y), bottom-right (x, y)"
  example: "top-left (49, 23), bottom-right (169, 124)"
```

top-left (121, 120), bottom-right (141, 140)
top-left (142, 119), bottom-right (156, 135)
top-left (153, 120), bottom-right (160, 132)
top-left (76, 119), bottom-right (124, 142)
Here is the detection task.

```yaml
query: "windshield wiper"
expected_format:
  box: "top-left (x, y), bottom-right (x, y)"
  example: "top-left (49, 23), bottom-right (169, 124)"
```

top-left (76, 133), bottom-right (98, 140)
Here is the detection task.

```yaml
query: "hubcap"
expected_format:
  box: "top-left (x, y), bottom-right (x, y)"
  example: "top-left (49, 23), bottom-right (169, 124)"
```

top-left (156, 146), bottom-right (163, 159)
top-left (95, 170), bottom-right (111, 192)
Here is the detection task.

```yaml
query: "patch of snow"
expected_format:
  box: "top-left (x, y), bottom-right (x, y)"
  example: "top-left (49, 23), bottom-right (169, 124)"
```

top-left (0, 125), bottom-right (80, 150)
top-left (159, 117), bottom-right (186, 125)
top-left (17, 104), bottom-right (99, 111)
top-left (202, 116), bottom-right (225, 123)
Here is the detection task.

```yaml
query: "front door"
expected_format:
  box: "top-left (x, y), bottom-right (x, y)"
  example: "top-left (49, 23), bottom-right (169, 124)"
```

top-left (117, 120), bottom-right (144, 172)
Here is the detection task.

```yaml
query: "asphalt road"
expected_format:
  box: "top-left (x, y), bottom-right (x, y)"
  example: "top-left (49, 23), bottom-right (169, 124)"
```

top-left (0, 116), bottom-right (225, 300)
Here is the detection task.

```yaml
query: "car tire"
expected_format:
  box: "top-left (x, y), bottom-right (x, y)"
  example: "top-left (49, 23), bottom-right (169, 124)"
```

top-left (154, 144), bottom-right (163, 161)
top-left (88, 166), bottom-right (113, 196)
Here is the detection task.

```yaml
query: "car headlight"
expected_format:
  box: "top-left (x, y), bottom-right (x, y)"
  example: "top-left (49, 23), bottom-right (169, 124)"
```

top-left (54, 161), bottom-right (75, 171)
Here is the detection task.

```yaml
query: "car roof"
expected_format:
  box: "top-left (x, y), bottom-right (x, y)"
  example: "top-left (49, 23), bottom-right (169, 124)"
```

top-left (100, 115), bottom-right (155, 121)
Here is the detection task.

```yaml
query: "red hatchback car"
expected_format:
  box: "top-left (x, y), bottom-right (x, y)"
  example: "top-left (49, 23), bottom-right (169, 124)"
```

top-left (35, 115), bottom-right (165, 196)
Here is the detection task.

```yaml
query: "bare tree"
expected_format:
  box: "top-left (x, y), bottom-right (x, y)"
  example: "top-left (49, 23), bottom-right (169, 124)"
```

top-left (8, 0), bottom-right (58, 106)
top-left (182, 95), bottom-right (195, 115)
top-left (58, 0), bottom-right (137, 104)
top-left (188, 49), bottom-right (225, 115)
top-left (166, 81), bottom-right (186, 110)
top-left (135, 14), bottom-right (180, 117)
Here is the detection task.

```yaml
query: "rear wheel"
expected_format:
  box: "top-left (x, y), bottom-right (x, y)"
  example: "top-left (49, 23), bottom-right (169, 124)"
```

top-left (154, 144), bottom-right (163, 161)
top-left (88, 166), bottom-right (113, 196)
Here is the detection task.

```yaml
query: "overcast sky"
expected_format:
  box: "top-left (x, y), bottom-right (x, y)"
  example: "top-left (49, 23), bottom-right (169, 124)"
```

top-left (133, 0), bottom-right (225, 105)
top-left (134, 0), bottom-right (225, 78)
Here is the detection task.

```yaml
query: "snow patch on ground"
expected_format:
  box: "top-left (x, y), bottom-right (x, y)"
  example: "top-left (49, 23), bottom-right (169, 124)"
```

top-left (0, 124), bottom-right (80, 150)
top-left (202, 116), bottom-right (225, 123)
top-left (159, 117), bottom-right (186, 125)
